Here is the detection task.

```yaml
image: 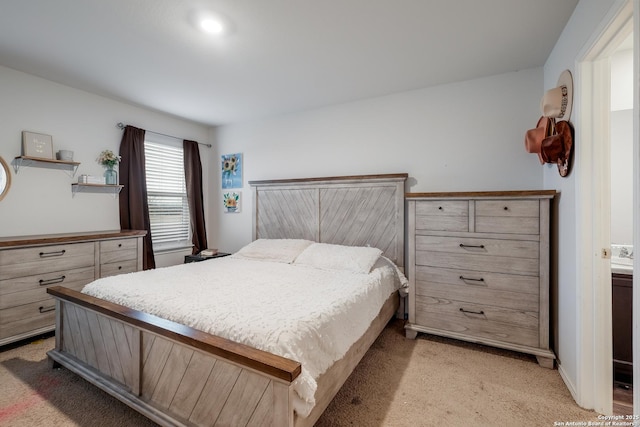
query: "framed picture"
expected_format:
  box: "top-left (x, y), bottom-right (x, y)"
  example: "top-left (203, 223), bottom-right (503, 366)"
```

top-left (221, 153), bottom-right (242, 189)
top-left (223, 191), bottom-right (241, 213)
top-left (22, 131), bottom-right (54, 159)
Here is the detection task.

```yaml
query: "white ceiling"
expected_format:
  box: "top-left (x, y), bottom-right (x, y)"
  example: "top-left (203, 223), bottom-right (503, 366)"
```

top-left (0, 0), bottom-right (579, 126)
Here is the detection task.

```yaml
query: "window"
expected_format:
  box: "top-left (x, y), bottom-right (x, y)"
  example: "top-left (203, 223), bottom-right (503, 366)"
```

top-left (144, 138), bottom-right (191, 251)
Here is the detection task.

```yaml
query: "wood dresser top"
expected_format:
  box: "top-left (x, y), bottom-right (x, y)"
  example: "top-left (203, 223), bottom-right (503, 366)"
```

top-left (0, 230), bottom-right (147, 249)
top-left (406, 190), bottom-right (557, 199)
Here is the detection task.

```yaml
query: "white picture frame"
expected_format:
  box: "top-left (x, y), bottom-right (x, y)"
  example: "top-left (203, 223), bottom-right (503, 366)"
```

top-left (22, 131), bottom-right (54, 159)
top-left (223, 191), bottom-right (241, 213)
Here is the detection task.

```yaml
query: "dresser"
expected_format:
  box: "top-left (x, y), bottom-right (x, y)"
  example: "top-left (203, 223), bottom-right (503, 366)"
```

top-left (405, 191), bottom-right (556, 368)
top-left (0, 230), bottom-right (146, 346)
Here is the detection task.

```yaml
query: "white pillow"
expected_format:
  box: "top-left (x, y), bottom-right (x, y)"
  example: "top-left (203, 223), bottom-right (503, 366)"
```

top-left (232, 238), bottom-right (314, 263)
top-left (293, 243), bottom-right (383, 274)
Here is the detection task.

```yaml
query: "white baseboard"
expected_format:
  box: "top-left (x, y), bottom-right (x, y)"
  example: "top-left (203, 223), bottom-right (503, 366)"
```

top-left (558, 362), bottom-right (581, 407)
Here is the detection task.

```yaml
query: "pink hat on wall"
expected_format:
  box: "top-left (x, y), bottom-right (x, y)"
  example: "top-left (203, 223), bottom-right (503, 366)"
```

top-left (525, 116), bottom-right (553, 165)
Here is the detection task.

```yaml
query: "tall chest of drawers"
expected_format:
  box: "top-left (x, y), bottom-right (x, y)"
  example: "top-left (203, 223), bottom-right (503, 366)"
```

top-left (0, 230), bottom-right (146, 346)
top-left (405, 191), bottom-right (556, 368)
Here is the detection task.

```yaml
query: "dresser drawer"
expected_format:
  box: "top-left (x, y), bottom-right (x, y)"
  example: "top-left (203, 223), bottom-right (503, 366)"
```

top-left (0, 242), bottom-right (94, 266)
top-left (100, 249), bottom-right (137, 265)
top-left (416, 250), bottom-right (539, 276)
top-left (475, 200), bottom-right (540, 234)
top-left (416, 235), bottom-right (539, 259)
top-left (0, 246), bottom-right (95, 281)
top-left (415, 294), bottom-right (539, 347)
top-left (415, 275), bottom-right (539, 314)
top-left (100, 260), bottom-right (138, 278)
top-left (415, 235), bottom-right (540, 276)
top-left (416, 200), bottom-right (468, 216)
top-left (100, 238), bottom-right (138, 265)
top-left (416, 265), bottom-right (540, 295)
top-left (415, 200), bottom-right (468, 232)
top-left (0, 266), bottom-right (95, 309)
top-left (0, 301), bottom-right (56, 339)
top-left (100, 238), bottom-right (138, 253)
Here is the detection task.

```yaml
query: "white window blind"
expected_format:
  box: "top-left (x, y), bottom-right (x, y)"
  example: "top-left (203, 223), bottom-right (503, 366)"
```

top-left (144, 140), bottom-right (191, 250)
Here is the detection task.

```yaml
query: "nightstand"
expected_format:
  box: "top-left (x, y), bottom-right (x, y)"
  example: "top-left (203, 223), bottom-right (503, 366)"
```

top-left (184, 252), bottom-right (231, 263)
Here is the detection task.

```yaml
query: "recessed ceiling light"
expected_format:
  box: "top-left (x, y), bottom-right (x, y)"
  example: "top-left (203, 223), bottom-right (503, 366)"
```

top-left (192, 11), bottom-right (233, 37)
top-left (200, 17), bottom-right (224, 34)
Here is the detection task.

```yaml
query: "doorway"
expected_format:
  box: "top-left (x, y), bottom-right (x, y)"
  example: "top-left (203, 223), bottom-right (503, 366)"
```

top-left (610, 33), bottom-right (634, 415)
top-left (576, 0), bottom-right (636, 416)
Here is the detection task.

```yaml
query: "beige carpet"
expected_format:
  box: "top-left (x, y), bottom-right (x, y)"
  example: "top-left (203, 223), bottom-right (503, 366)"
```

top-left (1, 320), bottom-right (600, 426)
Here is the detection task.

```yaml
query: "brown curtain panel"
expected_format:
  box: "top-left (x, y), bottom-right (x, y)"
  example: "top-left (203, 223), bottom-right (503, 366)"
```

top-left (119, 125), bottom-right (156, 270)
top-left (183, 140), bottom-right (208, 254)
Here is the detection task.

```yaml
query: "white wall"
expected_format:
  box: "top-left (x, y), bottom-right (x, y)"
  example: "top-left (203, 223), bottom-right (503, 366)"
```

top-left (611, 48), bottom-right (634, 111)
top-left (611, 109), bottom-right (634, 244)
top-left (543, 0), bottom-right (620, 407)
top-left (611, 48), bottom-right (634, 245)
top-left (212, 68), bottom-right (545, 253)
top-left (0, 65), bottom-right (213, 267)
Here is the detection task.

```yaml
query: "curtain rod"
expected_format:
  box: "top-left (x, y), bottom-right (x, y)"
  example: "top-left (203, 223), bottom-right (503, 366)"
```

top-left (116, 122), bottom-right (212, 148)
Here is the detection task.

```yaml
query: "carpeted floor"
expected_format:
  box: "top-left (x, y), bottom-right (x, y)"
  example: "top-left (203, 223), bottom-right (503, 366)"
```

top-left (1, 320), bottom-right (601, 426)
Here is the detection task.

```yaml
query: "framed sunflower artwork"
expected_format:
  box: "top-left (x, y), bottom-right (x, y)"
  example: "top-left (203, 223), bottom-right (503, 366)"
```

top-left (221, 153), bottom-right (242, 189)
top-left (223, 191), bottom-right (241, 213)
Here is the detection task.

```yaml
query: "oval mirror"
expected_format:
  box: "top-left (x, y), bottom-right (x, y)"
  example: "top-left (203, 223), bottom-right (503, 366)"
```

top-left (0, 156), bottom-right (11, 201)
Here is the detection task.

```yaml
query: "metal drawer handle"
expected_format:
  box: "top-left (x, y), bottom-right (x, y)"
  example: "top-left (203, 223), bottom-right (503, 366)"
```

top-left (438, 206), bottom-right (443, 210)
top-left (460, 308), bottom-right (485, 316)
top-left (459, 243), bottom-right (485, 249)
top-left (39, 306), bottom-right (55, 313)
top-left (118, 243), bottom-right (122, 247)
top-left (459, 275), bottom-right (485, 285)
top-left (39, 249), bottom-right (66, 258)
top-left (39, 275), bottom-right (66, 286)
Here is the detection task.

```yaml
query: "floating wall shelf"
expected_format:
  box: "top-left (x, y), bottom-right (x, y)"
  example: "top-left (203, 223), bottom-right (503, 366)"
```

top-left (71, 183), bottom-right (123, 198)
top-left (13, 156), bottom-right (80, 177)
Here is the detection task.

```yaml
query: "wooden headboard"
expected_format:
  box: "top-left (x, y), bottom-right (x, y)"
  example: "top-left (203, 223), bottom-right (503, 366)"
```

top-left (249, 173), bottom-right (408, 268)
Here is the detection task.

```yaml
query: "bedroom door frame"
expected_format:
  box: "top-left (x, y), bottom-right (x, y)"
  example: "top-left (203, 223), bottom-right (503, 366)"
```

top-left (575, 0), bottom-right (636, 415)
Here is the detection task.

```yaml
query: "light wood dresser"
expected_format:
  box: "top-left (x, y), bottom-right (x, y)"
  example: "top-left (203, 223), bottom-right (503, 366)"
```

top-left (0, 230), bottom-right (146, 346)
top-left (405, 191), bottom-right (556, 368)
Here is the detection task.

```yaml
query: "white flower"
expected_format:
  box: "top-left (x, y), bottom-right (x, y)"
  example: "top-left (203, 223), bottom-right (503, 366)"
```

top-left (97, 150), bottom-right (121, 167)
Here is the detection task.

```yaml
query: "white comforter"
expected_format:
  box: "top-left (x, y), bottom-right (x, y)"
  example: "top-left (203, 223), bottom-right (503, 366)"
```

top-left (82, 256), bottom-right (406, 417)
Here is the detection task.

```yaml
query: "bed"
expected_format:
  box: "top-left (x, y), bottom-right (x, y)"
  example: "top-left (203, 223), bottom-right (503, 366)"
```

top-left (46, 173), bottom-right (407, 427)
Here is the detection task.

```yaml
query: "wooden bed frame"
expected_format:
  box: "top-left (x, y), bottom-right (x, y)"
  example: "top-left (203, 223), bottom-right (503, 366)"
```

top-left (46, 173), bottom-right (407, 427)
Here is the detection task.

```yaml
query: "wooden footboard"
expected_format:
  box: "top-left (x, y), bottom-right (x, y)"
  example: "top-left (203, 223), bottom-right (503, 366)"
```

top-left (47, 286), bottom-right (301, 427)
top-left (46, 286), bottom-right (398, 427)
